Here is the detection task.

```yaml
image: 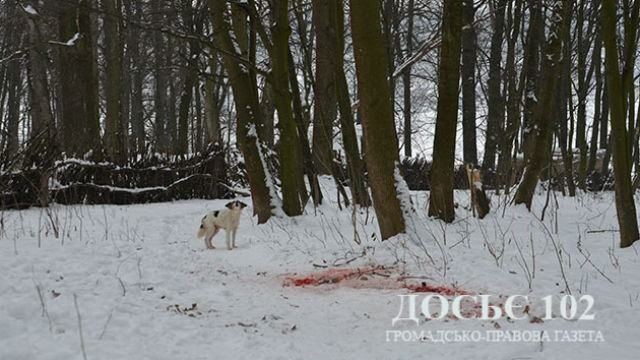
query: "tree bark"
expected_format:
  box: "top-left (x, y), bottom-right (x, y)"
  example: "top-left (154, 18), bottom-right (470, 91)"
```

top-left (403, 0), bottom-right (415, 158)
top-left (177, 3), bottom-right (202, 156)
top-left (288, 49), bottom-right (319, 206)
top-left (125, 0), bottom-right (144, 157)
top-left (57, 0), bottom-right (101, 158)
top-left (333, 0), bottom-right (370, 207)
top-left (575, 1), bottom-right (590, 189)
top-left (461, 0), bottom-right (477, 165)
top-left (311, 0), bottom-right (337, 175)
top-left (428, 0), bottom-right (463, 222)
top-left (22, 4), bottom-right (55, 152)
top-left (203, 54), bottom-right (222, 145)
top-left (4, 56), bottom-right (20, 157)
top-left (521, 0), bottom-right (542, 160)
top-left (152, 0), bottom-right (168, 153)
top-left (514, 0), bottom-right (570, 209)
top-left (482, 0), bottom-right (507, 173)
top-left (588, 29), bottom-right (603, 174)
top-left (272, 0), bottom-right (305, 216)
top-left (209, 0), bottom-right (274, 223)
top-left (555, 0), bottom-right (576, 196)
top-left (103, 0), bottom-right (127, 164)
top-left (601, 0), bottom-right (639, 248)
top-left (497, 0), bottom-right (524, 191)
top-left (349, 0), bottom-right (405, 239)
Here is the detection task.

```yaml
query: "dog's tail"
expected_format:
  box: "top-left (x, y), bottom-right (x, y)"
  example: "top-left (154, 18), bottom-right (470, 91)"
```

top-left (196, 215), bottom-right (207, 238)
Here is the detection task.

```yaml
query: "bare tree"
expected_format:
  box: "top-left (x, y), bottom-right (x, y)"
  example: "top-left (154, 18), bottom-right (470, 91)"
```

top-left (209, 0), bottom-right (275, 223)
top-left (103, 0), bottom-right (127, 163)
top-left (601, 0), bottom-right (639, 248)
top-left (350, 0), bottom-right (405, 239)
top-left (428, 0), bottom-right (463, 222)
top-left (311, 0), bottom-right (337, 175)
top-left (461, 0), bottom-right (477, 165)
top-left (514, 0), bottom-right (570, 209)
top-left (272, 0), bottom-right (305, 215)
top-left (56, 0), bottom-right (101, 158)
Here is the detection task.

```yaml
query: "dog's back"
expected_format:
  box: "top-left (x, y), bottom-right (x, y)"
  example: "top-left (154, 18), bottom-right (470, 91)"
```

top-left (196, 200), bottom-right (247, 239)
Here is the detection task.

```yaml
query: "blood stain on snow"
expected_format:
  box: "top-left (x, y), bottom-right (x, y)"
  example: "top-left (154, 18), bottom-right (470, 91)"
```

top-left (406, 282), bottom-right (470, 296)
top-left (283, 266), bottom-right (470, 296)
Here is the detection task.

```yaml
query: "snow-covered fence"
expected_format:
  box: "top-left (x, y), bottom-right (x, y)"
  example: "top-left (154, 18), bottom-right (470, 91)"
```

top-left (1, 147), bottom-right (231, 209)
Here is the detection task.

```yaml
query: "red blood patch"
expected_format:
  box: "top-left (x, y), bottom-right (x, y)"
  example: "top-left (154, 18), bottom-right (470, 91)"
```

top-left (283, 266), bottom-right (470, 296)
top-left (406, 282), bottom-right (470, 296)
top-left (284, 267), bottom-right (384, 287)
top-left (291, 277), bottom-right (318, 286)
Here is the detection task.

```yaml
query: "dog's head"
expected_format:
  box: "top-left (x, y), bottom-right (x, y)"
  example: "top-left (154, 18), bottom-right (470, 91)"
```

top-left (225, 200), bottom-right (248, 211)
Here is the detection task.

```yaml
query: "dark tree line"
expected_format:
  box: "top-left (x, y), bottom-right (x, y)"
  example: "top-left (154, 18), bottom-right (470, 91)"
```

top-left (1, 0), bottom-right (639, 247)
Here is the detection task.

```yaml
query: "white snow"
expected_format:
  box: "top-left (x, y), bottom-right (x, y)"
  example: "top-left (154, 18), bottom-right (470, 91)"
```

top-left (1, 180), bottom-right (640, 359)
top-left (49, 33), bottom-right (81, 47)
top-left (248, 124), bottom-right (285, 217)
top-left (62, 33), bottom-right (81, 46)
top-left (23, 5), bottom-right (38, 15)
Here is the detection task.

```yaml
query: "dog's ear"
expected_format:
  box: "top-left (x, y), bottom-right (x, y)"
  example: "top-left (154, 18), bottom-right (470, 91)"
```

top-left (225, 201), bottom-right (234, 209)
top-left (239, 201), bottom-right (248, 209)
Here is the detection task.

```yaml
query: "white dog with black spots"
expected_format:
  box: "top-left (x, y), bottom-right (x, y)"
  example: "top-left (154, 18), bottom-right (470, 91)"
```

top-left (197, 200), bottom-right (248, 250)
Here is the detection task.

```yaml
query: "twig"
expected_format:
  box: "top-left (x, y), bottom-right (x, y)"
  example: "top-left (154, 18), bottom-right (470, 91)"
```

top-left (73, 294), bottom-right (88, 360)
top-left (218, 183), bottom-right (251, 197)
top-left (98, 309), bottom-right (114, 340)
top-left (33, 283), bottom-right (53, 332)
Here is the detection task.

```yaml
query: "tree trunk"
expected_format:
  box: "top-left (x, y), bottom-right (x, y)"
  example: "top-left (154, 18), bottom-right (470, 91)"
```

top-left (521, 0), bottom-right (542, 160)
top-left (514, 0), bottom-right (569, 209)
top-left (209, 0), bottom-right (274, 223)
top-left (575, 1), bottom-right (589, 189)
top-left (461, 0), bottom-right (477, 165)
top-left (4, 56), bottom-right (20, 157)
top-left (556, 0), bottom-right (576, 196)
top-left (57, 0), bottom-right (101, 158)
top-left (601, 0), bottom-right (639, 248)
top-left (311, 0), bottom-right (337, 175)
top-left (428, 0), bottom-right (463, 222)
top-left (482, 0), bottom-right (507, 173)
top-left (292, 0), bottom-right (315, 125)
top-left (167, 78), bottom-right (177, 154)
top-left (600, 85), bottom-right (609, 150)
top-left (259, 80), bottom-right (276, 147)
top-left (177, 3), bottom-right (203, 156)
top-left (497, 0), bottom-right (524, 191)
top-left (103, 0), bottom-right (127, 164)
top-left (203, 54), bottom-right (221, 145)
top-left (333, 0), bottom-right (371, 207)
top-left (588, 30), bottom-right (603, 174)
top-left (271, 0), bottom-right (303, 216)
top-left (288, 50), bottom-right (319, 206)
top-left (177, 55), bottom-right (197, 156)
top-left (381, 0), bottom-right (398, 113)
top-left (194, 80), bottom-right (203, 152)
top-left (152, 0), bottom-right (167, 153)
top-left (126, 0), bottom-right (144, 157)
top-left (272, 0), bottom-right (305, 216)
top-left (349, 0), bottom-right (405, 239)
top-left (22, 4), bottom-right (55, 152)
top-left (403, 0), bottom-right (415, 158)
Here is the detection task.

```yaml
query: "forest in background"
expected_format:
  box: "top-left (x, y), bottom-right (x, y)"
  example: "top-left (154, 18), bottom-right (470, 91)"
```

top-left (1, 0), bottom-right (640, 248)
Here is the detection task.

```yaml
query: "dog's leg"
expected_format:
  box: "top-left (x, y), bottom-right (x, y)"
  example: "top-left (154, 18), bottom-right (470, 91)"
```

top-left (206, 227), bottom-right (220, 249)
top-left (226, 230), bottom-right (232, 250)
top-left (231, 228), bottom-right (237, 248)
top-left (205, 233), bottom-right (216, 249)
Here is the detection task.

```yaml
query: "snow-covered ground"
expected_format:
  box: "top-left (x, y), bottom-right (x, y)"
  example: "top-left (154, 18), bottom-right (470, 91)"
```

top-left (2, 179), bottom-right (640, 359)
